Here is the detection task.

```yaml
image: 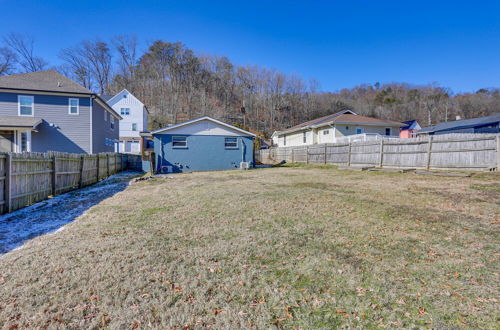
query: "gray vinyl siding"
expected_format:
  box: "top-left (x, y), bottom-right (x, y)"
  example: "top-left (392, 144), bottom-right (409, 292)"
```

top-left (92, 101), bottom-right (120, 153)
top-left (0, 91), bottom-right (91, 153)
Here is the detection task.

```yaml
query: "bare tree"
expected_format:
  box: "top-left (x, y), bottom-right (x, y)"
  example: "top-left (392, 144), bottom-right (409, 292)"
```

top-left (59, 39), bottom-right (112, 94)
top-left (3, 33), bottom-right (47, 72)
top-left (0, 47), bottom-right (17, 75)
top-left (113, 35), bottom-right (138, 81)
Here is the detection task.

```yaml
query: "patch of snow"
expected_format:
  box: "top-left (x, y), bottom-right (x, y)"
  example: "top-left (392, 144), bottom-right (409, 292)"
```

top-left (0, 171), bottom-right (139, 255)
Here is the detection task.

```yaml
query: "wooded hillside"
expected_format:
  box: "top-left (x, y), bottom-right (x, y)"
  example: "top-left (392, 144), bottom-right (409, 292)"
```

top-left (1, 34), bottom-right (499, 135)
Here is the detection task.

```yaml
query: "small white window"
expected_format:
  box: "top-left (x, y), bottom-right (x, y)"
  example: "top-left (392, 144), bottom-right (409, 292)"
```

top-left (283, 135), bottom-right (286, 146)
top-left (172, 136), bottom-right (187, 148)
top-left (120, 108), bottom-right (130, 115)
top-left (110, 116), bottom-right (115, 130)
top-left (356, 127), bottom-right (363, 134)
top-left (225, 137), bottom-right (238, 148)
top-left (323, 130), bottom-right (329, 135)
top-left (303, 131), bottom-right (307, 143)
top-left (132, 123), bottom-right (137, 131)
top-left (68, 98), bottom-right (79, 115)
top-left (18, 95), bottom-right (34, 116)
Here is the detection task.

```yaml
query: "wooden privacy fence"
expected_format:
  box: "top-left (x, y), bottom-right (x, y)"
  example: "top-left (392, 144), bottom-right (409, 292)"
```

top-left (257, 133), bottom-right (500, 171)
top-left (0, 152), bottom-right (136, 214)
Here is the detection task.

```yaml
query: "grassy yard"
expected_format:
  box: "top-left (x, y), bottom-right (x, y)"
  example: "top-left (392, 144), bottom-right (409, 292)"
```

top-left (0, 165), bottom-right (498, 328)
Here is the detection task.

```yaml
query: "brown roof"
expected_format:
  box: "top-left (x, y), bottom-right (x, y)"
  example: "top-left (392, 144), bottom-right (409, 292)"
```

top-left (0, 70), bottom-right (93, 94)
top-left (0, 116), bottom-right (43, 129)
top-left (280, 110), bottom-right (404, 134)
top-left (328, 114), bottom-right (405, 126)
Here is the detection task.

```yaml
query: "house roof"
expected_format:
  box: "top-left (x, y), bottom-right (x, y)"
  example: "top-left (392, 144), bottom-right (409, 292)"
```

top-left (0, 70), bottom-right (121, 119)
top-left (400, 120), bottom-right (421, 131)
top-left (418, 113), bottom-right (500, 134)
top-left (151, 116), bottom-right (256, 137)
top-left (0, 70), bottom-right (93, 94)
top-left (0, 116), bottom-right (43, 129)
top-left (100, 94), bottom-right (114, 102)
top-left (277, 110), bottom-right (404, 135)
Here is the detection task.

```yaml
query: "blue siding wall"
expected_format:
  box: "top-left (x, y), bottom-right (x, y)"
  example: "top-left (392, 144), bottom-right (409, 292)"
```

top-left (154, 134), bottom-right (254, 173)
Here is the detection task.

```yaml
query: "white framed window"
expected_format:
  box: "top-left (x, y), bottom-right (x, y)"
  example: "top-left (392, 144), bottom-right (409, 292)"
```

top-left (120, 108), bottom-right (130, 115)
top-left (110, 116), bottom-right (115, 130)
top-left (283, 135), bottom-right (286, 146)
top-left (385, 128), bottom-right (392, 136)
top-left (132, 123), bottom-right (137, 131)
top-left (303, 131), bottom-right (307, 143)
top-left (104, 111), bottom-right (107, 121)
top-left (68, 98), bottom-right (79, 115)
top-left (172, 136), bottom-right (187, 148)
top-left (356, 127), bottom-right (363, 134)
top-left (18, 95), bottom-right (34, 116)
top-left (17, 131), bottom-right (31, 152)
top-left (323, 130), bottom-right (329, 135)
top-left (224, 137), bottom-right (238, 148)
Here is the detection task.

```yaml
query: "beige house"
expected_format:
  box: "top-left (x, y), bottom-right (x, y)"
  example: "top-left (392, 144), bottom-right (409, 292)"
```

top-left (273, 110), bottom-right (404, 147)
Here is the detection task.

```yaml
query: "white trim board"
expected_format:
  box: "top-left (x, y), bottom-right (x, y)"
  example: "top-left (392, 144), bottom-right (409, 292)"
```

top-left (151, 116), bottom-right (256, 137)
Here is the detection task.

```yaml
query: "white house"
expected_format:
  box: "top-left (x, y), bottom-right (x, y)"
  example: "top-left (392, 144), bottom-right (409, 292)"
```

top-left (273, 110), bottom-right (404, 148)
top-left (104, 89), bottom-right (148, 153)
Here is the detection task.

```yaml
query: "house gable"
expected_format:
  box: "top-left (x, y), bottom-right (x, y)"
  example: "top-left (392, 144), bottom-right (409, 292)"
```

top-left (152, 117), bottom-right (256, 137)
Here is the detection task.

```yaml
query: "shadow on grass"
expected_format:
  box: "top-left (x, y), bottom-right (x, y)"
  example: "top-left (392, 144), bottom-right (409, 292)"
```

top-left (0, 171), bottom-right (140, 254)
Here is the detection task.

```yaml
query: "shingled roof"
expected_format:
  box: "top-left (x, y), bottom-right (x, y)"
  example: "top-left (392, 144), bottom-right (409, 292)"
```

top-left (0, 70), bottom-right (93, 94)
top-left (418, 113), bottom-right (500, 134)
top-left (279, 110), bottom-right (404, 134)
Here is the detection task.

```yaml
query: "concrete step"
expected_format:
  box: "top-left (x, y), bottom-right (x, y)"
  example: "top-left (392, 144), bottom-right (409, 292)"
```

top-left (368, 168), bottom-right (416, 173)
top-left (415, 170), bottom-right (471, 177)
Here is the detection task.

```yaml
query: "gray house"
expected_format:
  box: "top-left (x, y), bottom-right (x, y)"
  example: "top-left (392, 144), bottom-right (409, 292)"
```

top-left (417, 113), bottom-right (500, 135)
top-left (0, 70), bottom-right (121, 153)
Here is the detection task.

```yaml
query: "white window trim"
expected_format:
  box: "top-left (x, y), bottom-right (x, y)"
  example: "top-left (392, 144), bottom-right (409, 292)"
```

top-left (303, 131), bottom-right (307, 144)
top-left (172, 136), bottom-right (188, 148)
top-left (17, 131), bottom-right (31, 152)
top-left (68, 98), bottom-right (79, 115)
top-left (104, 110), bottom-right (107, 121)
top-left (132, 123), bottom-right (137, 131)
top-left (18, 95), bottom-right (34, 117)
top-left (120, 108), bottom-right (130, 116)
top-left (110, 116), bottom-right (115, 130)
top-left (385, 127), bottom-right (392, 136)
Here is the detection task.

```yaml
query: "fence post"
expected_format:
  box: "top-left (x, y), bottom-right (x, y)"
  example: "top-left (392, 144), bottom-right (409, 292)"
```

top-left (114, 153), bottom-right (118, 173)
top-left (291, 148), bottom-right (294, 163)
top-left (378, 139), bottom-right (384, 167)
top-left (51, 154), bottom-right (57, 196)
top-left (96, 154), bottom-right (100, 182)
top-left (5, 153), bottom-right (12, 213)
top-left (79, 155), bottom-right (84, 188)
top-left (106, 154), bottom-right (110, 177)
top-left (306, 146), bottom-right (309, 164)
top-left (347, 141), bottom-right (352, 166)
top-left (496, 135), bottom-right (500, 171)
top-left (426, 136), bottom-right (433, 170)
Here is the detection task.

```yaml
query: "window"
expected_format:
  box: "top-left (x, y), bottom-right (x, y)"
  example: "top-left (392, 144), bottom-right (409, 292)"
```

top-left (20, 132), bottom-right (29, 152)
top-left (172, 136), bottom-right (187, 148)
top-left (356, 127), bottom-right (363, 134)
top-left (110, 116), bottom-right (115, 130)
top-left (323, 130), bottom-right (329, 135)
top-left (120, 108), bottom-right (130, 115)
top-left (132, 123), bottom-right (137, 131)
top-left (18, 95), bottom-right (34, 116)
top-left (224, 137), bottom-right (238, 148)
top-left (345, 126), bottom-right (349, 130)
top-left (303, 131), bottom-right (307, 143)
top-left (385, 128), bottom-right (392, 136)
top-left (283, 135), bottom-right (286, 146)
top-left (68, 98), bottom-right (79, 115)
top-left (104, 111), bottom-right (107, 121)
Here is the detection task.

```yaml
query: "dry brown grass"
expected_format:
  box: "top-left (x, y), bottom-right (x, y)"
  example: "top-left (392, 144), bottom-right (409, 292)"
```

top-left (0, 165), bottom-right (498, 328)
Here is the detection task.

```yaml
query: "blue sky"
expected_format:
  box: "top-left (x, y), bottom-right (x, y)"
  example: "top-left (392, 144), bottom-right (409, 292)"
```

top-left (1, 0), bottom-right (499, 93)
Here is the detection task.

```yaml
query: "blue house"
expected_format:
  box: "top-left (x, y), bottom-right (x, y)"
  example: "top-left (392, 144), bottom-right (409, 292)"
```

top-left (417, 113), bottom-right (500, 135)
top-left (150, 116), bottom-right (255, 173)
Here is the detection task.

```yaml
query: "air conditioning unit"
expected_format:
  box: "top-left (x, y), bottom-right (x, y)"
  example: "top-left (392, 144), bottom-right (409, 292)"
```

top-left (240, 162), bottom-right (250, 170)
